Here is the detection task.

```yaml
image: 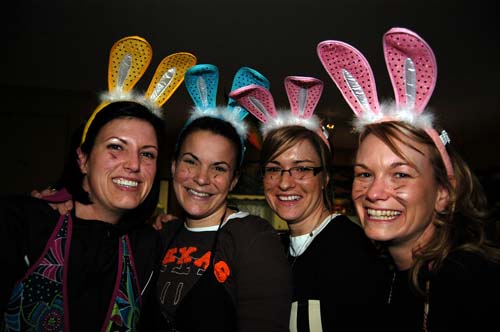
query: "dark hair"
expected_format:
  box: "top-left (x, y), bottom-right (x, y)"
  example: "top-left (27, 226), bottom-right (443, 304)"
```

top-left (359, 121), bottom-right (500, 294)
top-left (56, 101), bottom-right (166, 228)
top-left (174, 116), bottom-right (244, 172)
top-left (259, 125), bottom-right (334, 211)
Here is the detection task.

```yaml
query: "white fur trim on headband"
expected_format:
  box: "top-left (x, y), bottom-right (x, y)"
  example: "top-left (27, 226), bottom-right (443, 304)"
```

top-left (188, 106), bottom-right (249, 139)
top-left (260, 110), bottom-right (322, 136)
top-left (352, 101), bottom-right (435, 133)
top-left (100, 90), bottom-right (163, 118)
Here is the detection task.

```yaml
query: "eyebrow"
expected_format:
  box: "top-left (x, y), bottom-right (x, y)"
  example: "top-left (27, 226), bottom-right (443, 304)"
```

top-left (182, 153), bottom-right (231, 167)
top-left (108, 137), bottom-right (158, 150)
top-left (268, 159), bottom-right (316, 166)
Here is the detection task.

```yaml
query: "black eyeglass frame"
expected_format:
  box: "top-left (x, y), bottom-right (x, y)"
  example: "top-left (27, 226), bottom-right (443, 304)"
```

top-left (261, 166), bottom-right (324, 180)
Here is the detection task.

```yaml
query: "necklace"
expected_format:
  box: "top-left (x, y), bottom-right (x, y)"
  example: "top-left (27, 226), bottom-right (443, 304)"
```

top-left (288, 213), bottom-right (334, 268)
top-left (387, 271), bottom-right (430, 332)
top-left (289, 232), bottom-right (314, 268)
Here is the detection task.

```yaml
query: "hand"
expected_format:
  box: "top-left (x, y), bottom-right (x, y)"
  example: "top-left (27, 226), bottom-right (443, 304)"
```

top-left (152, 213), bottom-right (177, 231)
top-left (31, 187), bottom-right (74, 215)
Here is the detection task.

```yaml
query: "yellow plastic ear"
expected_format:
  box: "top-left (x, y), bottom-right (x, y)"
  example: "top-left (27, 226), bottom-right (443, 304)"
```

top-left (145, 52), bottom-right (197, 107)
top-left (108, 36), bottom-right (153, 92)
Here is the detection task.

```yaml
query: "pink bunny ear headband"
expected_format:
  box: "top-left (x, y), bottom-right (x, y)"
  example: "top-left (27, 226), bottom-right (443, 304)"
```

top-left (229, 76), bottom-right (331, 150)
top-left (317, 27), bottom-right (453, 176)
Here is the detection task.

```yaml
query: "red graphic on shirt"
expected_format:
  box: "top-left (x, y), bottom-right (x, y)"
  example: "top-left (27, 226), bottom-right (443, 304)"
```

top-left (161, 246), bottom-right (231, 282)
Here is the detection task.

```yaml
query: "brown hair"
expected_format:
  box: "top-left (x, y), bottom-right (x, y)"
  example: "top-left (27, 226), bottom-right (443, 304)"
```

top-left (359, 121), bottom-right (500, 294)
top-left (259, 125), bottom-right (334, 211)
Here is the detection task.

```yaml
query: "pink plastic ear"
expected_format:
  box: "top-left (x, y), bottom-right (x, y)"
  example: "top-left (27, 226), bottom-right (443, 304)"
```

top-left (285, 76), bottom-right (323, 119)
top-left (317, 40), bottom-right (381, 117)
top-left (228, 84), bottom-right (278, 123)
top-left (383, 27), bottom-right (437, 114)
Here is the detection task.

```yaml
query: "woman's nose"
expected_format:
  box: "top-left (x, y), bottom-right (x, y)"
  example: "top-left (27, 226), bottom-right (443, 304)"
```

top-left (278, 171), bottom-right (295, 190)
top-left (193, 166), bottom-right (211, 185)
top-left (365, 177), bottom-right (390, 201)
top-left (124, 153), bottom-right (140, 172)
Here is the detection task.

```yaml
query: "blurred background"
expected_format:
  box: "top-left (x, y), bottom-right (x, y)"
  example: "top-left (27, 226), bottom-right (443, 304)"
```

top-left (1, 0), bottom-right (498, 220)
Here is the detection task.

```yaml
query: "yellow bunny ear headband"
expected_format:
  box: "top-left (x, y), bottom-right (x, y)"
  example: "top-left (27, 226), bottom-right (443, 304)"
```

top-left (81, 36), bottom-right (197, 144)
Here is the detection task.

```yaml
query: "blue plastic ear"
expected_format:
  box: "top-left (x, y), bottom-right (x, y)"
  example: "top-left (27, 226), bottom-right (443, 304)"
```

top-left (228, 67), bottom-right (270, 120)
top-left (184, 64), bottom-right (219, 109)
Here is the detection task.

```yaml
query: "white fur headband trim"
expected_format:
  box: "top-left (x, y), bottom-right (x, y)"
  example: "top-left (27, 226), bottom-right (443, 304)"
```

top-left (352, 101), bottom-right (435, 133)
top-left (260, 110), bottom-right (322, 136)
top-left (187, 106), bottom-right (249, 139)
top-left (100, 90), bottom-right (163, 118)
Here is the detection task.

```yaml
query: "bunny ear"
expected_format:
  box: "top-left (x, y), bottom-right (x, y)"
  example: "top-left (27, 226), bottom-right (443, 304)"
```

top-left (228, 84), bottom-right (278, 123)
top-left (108, 36), bottom-right (153, 93)
top-left (228, 67), bottom-right (270, 110)
top-left (285, 76), bottom-right (323, 119)
top-left (383, 27), bottom-right (437, 114)
top-left (184, 64), bottom-right (219, 109)
top-left (317, 40), bottom-right (381, 117)
top-left (145, 52), bottom-right (196, 108)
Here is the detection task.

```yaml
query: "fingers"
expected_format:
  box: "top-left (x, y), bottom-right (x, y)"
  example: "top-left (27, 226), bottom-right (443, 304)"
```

top-left (152, 213), bottom-right (177, 231)
top-left (30, 190), bottom-right (43, 198)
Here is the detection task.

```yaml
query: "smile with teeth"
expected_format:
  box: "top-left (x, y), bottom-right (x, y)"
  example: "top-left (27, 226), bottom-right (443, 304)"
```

top-left (113, 178), bottom-right (138, 188)
top-left (278, 195), bottom-right (300, 201)
top-left (367, 208), bottom-right (401, 220)
top-left (188, 188), bottom-right (211, 197)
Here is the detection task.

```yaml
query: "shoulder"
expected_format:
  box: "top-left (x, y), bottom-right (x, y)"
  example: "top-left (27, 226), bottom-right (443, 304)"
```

top-left (224, 213), bottom-right (277, 238)
top-left (321, 214), bottom-right (371, 243)
top-left (222, 213), bottom-right (285, 253)
top-left (440, 250), bottom-right (500, 280)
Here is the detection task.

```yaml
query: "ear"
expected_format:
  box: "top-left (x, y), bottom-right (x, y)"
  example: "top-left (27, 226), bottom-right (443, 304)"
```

top-left (229, 171), bottom-right (240, 192)
top-left (171, 159), bottom-right (177, 177)
top-left (435, 184), bottom-right (451, 213)
top-left (323, 172), bottom-right (330, 190)
top-left (76, 147), bottom-right (88, 174)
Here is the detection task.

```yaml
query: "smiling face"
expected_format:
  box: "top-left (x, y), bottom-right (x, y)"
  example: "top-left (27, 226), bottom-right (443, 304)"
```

top-left (263, 139), bottom-right (329, 234)
top-left (172, 130), bottom-right (239, 226)
top-left (352, 132), bottom-right (449, 255)
top-left (77, 117), bottom-right (158, 222)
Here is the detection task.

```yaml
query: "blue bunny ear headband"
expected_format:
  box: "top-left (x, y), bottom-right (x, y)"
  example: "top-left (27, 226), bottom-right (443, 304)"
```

top-left (181, 64), bottom-right (270, 163)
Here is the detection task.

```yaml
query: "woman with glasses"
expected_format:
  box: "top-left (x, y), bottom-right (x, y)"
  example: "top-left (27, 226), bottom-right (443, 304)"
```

top-left (229, 77), bottom-right (389, 331)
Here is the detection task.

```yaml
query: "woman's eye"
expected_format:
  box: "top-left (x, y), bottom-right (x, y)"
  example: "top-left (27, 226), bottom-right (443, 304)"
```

top-left (395, 172), bottom-right (410, 178)
top-left (355, 172), bottom-right (371, 178)
top-left (214, 166), bottom-right (228, 173)
top-left (141, 151), bottom-right (156, 159)
top-left (183, 158), bottom-right (196, 165)
top-left (107, 144), bottom-right (122, 151)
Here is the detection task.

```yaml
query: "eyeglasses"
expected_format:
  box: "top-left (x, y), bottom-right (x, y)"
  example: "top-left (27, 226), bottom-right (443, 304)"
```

top-left (262, 166), bottom-right (324, 182)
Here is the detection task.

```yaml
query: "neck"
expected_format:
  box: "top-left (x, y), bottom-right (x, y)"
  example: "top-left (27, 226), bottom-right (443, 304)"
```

top-left (288, 206), bottom-right (330, 237)
top-left (185, 205), bottom-right (230, 228)
top-left (74, 201), bottom-right (121, 224)
top-left (388, 222), bottom-right (436, 271)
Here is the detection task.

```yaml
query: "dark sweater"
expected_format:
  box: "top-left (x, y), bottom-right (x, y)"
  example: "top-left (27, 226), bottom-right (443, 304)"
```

top-left (0, 195), bottom-right (162, 332)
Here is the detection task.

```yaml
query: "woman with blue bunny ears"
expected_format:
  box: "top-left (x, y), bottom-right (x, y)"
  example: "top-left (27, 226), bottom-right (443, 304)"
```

top-left (318, 27), bottom-right (500, 331)
top-left (148, 65), bottom-right (292, 331)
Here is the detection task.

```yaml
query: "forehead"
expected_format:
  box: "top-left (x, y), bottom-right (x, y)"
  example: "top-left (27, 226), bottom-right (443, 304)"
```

top-left (274, 139), bottom-right (320, 162)
top-left (97, 117), bottom-right (157, 141)
top-left (181, 130), bottom-right (237, 161)
top-left (356, 133), bottom-right (430, 168)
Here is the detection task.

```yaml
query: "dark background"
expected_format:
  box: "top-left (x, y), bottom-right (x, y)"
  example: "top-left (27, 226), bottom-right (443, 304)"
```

top-left (1, 0), bottom-right (499, 216)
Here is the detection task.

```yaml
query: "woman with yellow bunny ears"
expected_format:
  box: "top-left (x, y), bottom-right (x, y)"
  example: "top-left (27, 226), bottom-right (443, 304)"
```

top-left (0, 36), bottom-right (195, 332)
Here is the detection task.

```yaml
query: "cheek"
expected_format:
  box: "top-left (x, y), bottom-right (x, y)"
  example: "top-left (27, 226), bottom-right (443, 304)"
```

top-left (173, 168), bottom-right (191, 183)
top-left (351, 182), bottom-right (366, 200)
